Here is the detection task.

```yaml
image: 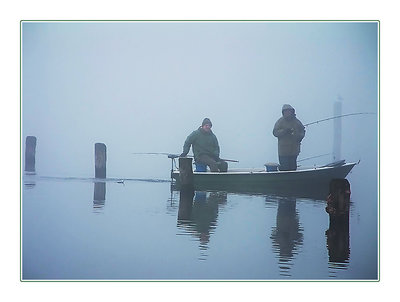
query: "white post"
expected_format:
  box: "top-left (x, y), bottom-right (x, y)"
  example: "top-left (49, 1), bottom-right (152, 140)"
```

top-left (333, 100), bottom-right (342, 161)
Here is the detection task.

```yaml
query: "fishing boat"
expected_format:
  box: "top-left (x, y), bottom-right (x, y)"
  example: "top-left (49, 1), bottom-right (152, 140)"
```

top-left (170, 159), bottom-right (357, 198)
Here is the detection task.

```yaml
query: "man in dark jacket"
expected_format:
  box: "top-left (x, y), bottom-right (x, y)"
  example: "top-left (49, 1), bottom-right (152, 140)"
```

top-left (180, 118), bottom-right (228, 172)
top-left (273, 104), bottom-right (305, 171)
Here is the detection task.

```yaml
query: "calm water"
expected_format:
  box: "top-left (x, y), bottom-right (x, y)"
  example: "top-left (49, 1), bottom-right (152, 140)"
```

top-left (22, 163), bottom-right (378, 280)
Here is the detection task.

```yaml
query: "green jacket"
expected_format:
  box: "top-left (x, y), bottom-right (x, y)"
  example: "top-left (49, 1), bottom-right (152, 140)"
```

top-left (182, 127), bottom-right (220, 160)
top-left (273, 115), bottom-right (305, 156)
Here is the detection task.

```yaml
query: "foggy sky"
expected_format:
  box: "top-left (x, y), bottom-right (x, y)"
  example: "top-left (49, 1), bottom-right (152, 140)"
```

top-left (21, 21), bottom-right (378, 178)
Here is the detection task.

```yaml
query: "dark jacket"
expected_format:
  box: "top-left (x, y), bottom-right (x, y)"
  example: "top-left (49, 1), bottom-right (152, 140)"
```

top-left (273, 115), bottom-right (305, 156)
top-left (182, 127), bottom-right (220, 160)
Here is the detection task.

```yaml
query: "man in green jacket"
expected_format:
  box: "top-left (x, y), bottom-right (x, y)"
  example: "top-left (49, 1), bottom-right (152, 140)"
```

top-left (273, 104), bottom-right (305, 171)
top-left (180, 118), bottom-right (228, 172)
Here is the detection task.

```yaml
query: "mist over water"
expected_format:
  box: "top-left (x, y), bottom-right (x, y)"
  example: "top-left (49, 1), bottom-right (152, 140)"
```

top-left (22, 21), bottom-right (378, 179)
top-left (21, 21), bottom-right (378, 280)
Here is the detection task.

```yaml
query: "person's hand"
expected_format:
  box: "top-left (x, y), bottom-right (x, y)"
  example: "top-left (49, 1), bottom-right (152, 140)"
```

top-left (286, 128), bottom-right (294, 135)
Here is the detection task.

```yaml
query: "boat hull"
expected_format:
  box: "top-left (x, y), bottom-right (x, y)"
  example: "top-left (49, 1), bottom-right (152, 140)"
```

top-left (171, 162), bottom-right (356, 199)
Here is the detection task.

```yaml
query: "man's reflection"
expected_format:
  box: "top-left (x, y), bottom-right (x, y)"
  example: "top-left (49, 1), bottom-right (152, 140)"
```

top-left (269, 197), bottom-right (303, 276)
top-left (177, 190), bottom-right (227, 256)
top-left (93, 182), bottom-right (106, 212)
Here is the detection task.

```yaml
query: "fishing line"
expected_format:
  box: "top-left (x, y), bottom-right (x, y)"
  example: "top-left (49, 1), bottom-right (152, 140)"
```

top-left (304, 112), bottom-right (376, 127)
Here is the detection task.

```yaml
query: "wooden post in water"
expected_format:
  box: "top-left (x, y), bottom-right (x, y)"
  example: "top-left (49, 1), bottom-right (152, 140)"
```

top-left (95, 143), bottom-right (107, 178)
top-left (178, 157), bottom-right (194, 220)
top-left (179, 157), bottom-right (194, 188)
top-left (25, 136), bottom-right (37, 173)
top-left (326, 178), bottom-right (350, 218)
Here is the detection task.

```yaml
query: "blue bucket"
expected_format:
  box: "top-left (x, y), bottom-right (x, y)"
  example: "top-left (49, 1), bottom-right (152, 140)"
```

top-left (265, 163), bottom-right (279, 172)
top-left (195, 163), bottom-right (207, 172)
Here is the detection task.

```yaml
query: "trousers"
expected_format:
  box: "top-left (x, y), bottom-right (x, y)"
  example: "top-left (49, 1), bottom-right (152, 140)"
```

top-left (196, 154), bottom-right (228, 172)
top-left (278, 155), bottom-right (298, 171)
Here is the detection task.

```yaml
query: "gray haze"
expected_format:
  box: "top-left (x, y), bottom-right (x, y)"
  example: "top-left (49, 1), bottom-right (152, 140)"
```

top-left (21, 21), bottom-right (378, 179)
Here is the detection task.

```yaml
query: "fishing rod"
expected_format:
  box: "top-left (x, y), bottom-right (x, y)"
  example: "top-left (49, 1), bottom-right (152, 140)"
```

top-left (132, 152), bottom-right (239, 162)
top-left (298, 153), bottom-right (331, 163)
top-left (304, 112), bottom-right (376, 127)
top-left (132, 152), bottom-right (172, 156)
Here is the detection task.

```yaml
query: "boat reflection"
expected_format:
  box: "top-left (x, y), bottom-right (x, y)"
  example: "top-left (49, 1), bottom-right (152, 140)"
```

top-left (93, 181), bottom-right (106, 213)
top-left (268, 196), bottom-right (304, 277)
top-left (173, 177), bottom-right (352, 275)
top-left (177, 188), bottom-right (227, 260)
top-left (172, 181), bottom-right (329, 201)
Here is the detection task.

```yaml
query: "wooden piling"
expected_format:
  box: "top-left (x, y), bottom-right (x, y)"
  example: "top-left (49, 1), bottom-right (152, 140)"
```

top-left (179, 157), bottom-right (194, 187)
top-left (95, 143), bottom-right (107, 178)
top-left (325, 178), bottom-right (351, 217)
top-left (25, 136), bottom-right (37, 173)
top-left (177, 157), bottom-right (194, 220)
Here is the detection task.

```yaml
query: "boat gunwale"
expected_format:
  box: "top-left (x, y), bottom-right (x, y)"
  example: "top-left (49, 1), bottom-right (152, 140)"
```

top-left (171, 162), bottom-right (357, 176)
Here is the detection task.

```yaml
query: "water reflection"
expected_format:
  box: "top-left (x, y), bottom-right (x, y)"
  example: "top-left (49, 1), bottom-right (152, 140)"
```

top-left (177, 189), bottom-right (227, 260)
top-left (325, 179), bottom-right (351, 272)
top-left (268, 197), bottom-right (304, 277)
top-left (24, 181), bottom-right (36, 189)
top-left (23, 172), bottom-right (36, 189)
top-left (326, 215), bottom-right (350, 272)
top-left (173, 182), bottom-right (329, 201)
top-left (166, 189), bottom-right (179, 216)
top-left (93, 182), bottom-right (106, 213)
